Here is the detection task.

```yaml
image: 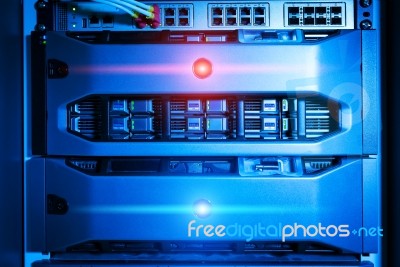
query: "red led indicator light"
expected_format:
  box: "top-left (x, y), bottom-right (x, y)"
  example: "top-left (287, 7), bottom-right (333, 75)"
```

top-left (193, 58), bottom-right (213, 79)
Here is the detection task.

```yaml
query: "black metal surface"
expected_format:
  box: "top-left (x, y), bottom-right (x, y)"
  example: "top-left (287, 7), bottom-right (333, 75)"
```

top-left (0, 0), bottom-right (23, 266)
top-left (31, 31), bottom-right (47, 155)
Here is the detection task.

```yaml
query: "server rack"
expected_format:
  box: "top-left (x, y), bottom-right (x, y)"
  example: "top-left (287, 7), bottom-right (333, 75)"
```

top-left (26, 0), bottom-right (381, 266)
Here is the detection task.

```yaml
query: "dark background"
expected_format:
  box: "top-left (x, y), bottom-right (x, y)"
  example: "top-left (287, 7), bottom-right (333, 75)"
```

top-left (0, 0), bottom-right (398, 266)
top-left (0, 1), bottom-right (23, 267)
top-left (381, 0), bottom-right (400, 266)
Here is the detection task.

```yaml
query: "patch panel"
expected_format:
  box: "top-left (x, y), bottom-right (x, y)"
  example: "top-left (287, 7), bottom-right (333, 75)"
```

top-left (209, 3), bottom-right (269, 27)
top-left (284, 2), bottom-right (346, 27)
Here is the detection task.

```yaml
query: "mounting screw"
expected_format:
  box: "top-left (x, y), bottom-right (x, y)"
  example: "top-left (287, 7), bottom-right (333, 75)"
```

top-left (360, 0), bottom-right (372, 7)
top-left (36, 24), bottom-right (46, 32)
top-left (47, 194), bottom-right (69, 215)
top-left (36, 1), bottom-right (46, 9)
top-left (360, 19), bottom-right (372, 30)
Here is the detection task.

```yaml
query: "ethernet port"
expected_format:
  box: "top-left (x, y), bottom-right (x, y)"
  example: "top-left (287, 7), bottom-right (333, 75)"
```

top-left (254, 7), bottom-right (265, 16)
top-left (316, 17), bottom-right (327, 25)
top-left (331, 6), bottom-right (342, 14)
top-left (227, 17), bottom-right (237, 25)
top-left (304, 17), bottom-right (314, 25)
top-left (288, 18), bottom-right (300, 25)
top-left (254, 16), bottom-right (265, 25)
top-left (88, 15), bottom-right (100, 27)
top-left (303, 7), bottom-right (314, 15)
top-left (288, 7), bottom-right (299, 14)
top-left (212, 7), bottom-right (223, 16)
top-left (179, 8), bottom-right (189, 16)
top-left (165, 17), bottom-right (175, 26)
top-left (315, 7), bottom-right (327, 14)
top-left (179, 17), bottom-right (189, 26)
top-left (331, 17), bottom-right (342, 25)
top-left (240, 7), bottom-right (251, 16)
top-left (226, 7), bottom-right (237, 16)
top-left (241, 17), bottom-right (251, 25)
top-left (212, 17), bottom-right (223, 26)
top-left (165, 8), bottom-right (175, 16)
top-left (102, 15), bottom-right (114, 27)
top-left (303, 18), bottom-right (314, 25)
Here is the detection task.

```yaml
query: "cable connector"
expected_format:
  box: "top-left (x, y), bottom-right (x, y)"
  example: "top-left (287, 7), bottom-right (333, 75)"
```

top-left (133, 4), bottom-right (160, 29)
top-left (133, 13), bottom-right (147, 29)
top-left (147, 4), bottom-right (160, 28)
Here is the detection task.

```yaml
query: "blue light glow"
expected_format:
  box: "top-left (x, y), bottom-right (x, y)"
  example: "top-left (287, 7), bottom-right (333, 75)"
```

top-left (193, 199), bottom-right (212, 218)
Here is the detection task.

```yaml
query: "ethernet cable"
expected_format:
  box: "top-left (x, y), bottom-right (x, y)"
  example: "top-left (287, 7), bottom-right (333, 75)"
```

top-left (108, 0), bottom-right (154, 18)
top-left (87, 0), bottom-right (160, 28)
top-left (123, 0), bottom-right (153, 13)
top-left (91, 0), bottom-right (135, 17)
top-left (91, 0), bottom-right (153, 18)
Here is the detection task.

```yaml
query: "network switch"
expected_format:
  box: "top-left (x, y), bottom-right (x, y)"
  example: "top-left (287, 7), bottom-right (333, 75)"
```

top-left (47, 0), bottom-right (355, 31)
